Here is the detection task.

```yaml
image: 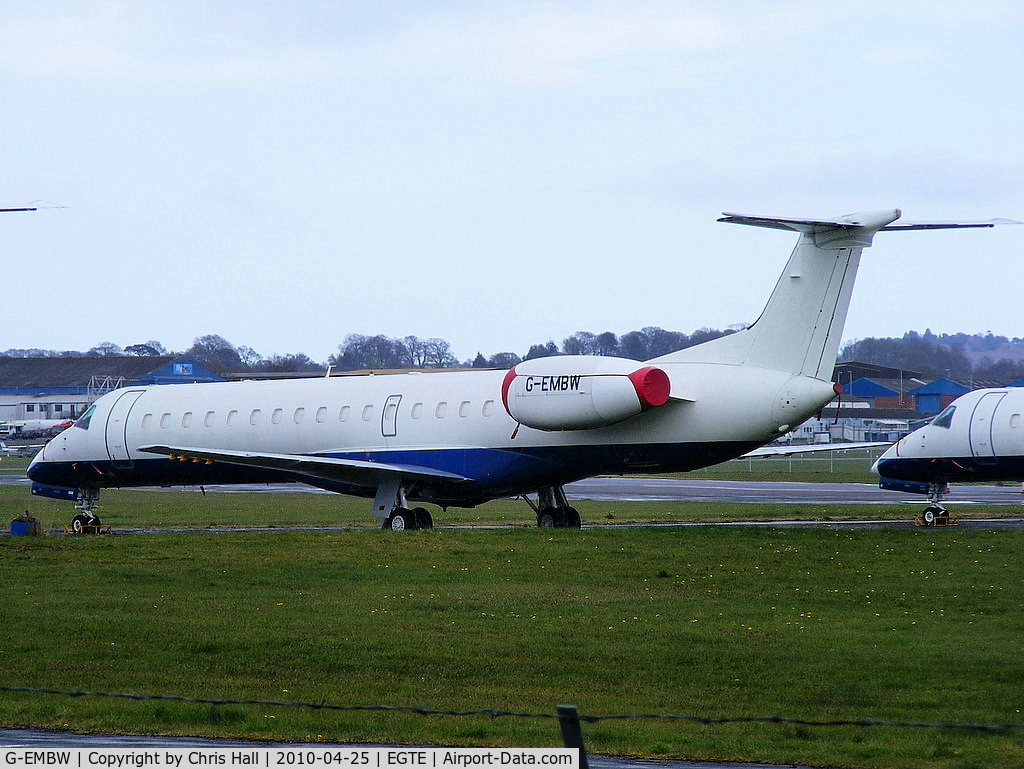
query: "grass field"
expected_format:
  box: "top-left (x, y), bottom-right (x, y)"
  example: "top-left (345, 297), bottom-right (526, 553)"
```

top-left (2, 457), bottom-right (1024, 768)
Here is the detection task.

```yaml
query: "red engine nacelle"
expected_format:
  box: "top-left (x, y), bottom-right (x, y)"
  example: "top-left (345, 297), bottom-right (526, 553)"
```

top-left (501, 356), bottom-right (671, 431)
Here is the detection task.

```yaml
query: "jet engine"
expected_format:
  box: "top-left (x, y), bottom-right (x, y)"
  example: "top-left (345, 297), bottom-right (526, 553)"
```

top-left (501, 356), bottom-right (671, 431)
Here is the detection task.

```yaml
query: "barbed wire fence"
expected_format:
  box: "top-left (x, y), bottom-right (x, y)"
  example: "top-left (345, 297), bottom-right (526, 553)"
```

top-left (3, 685), bottom-right (1022, 767)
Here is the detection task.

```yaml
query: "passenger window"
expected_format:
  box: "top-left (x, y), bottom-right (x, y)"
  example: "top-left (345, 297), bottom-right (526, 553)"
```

top-left (411, 403), bottom-right (423, 419)
top-left (250, 409), bottom-right (261, 426)
top-left (1011, 413), bottom-right (1021, 429)
top-left (436, 402), bottom-right (447, 418)
top-left (272, 408), bottom-right (283, 425)
top-left (482, 400), bottom-right (494, 417)
top-left (294, 407), bottom-right (305, 424)
top-left (182, 412), bottom-right (193, 428)
top-left (459, 401), bottom-right (471, 418)
top-left (227, 410), bottom-right (238, 426)
top-left (141, 413), bottom-right (153, 429)
top-left (160, 413), bottom-right (171, 429)
top-left (204, 411), bottom-right (216, 427)
top-left (316, 406), bottom-right (327, 423)
top-left (361, 405), bottom-right (373, 421)
top-left (339, 405), bottom-right (350, 422)
top-left (931, 405), bottom-right (956, 429)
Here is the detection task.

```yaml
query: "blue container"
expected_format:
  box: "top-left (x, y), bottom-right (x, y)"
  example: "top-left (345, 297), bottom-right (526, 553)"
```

top-left (10, 518), bottom-right (41, 536)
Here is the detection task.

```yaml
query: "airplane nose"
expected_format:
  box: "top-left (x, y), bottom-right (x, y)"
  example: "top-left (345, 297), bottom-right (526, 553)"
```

top-left (26, 453), bottom-right (45, 482)
top-left (26, 443), bottom-right (58, 484)
top-left (871, 441), bottom-right (900, 476)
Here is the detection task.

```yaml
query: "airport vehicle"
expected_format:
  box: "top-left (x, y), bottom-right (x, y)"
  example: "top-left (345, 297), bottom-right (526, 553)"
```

top-left (0, 419), bottom-right (74, 439)
top-left (873, 386), bottom-right (1024, 522)
top-left (27, 209), bottom-right (1005, 531)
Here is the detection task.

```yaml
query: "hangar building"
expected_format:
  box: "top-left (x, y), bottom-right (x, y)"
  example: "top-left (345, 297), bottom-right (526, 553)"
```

top-left (0, 356), bottom-right (221, 427)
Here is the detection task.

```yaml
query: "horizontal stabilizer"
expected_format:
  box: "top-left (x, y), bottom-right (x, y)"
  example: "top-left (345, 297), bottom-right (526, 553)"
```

top-left (882, 217), bottom-right (1021, 230)
top-left (719, 210), bottom-right (901, 232)
top-left (720, 210), bottom-right (903, 249)
top-left (137, 445), bottom-right (471, 487)
top-left (720, 211), bottom-right (1019, 236)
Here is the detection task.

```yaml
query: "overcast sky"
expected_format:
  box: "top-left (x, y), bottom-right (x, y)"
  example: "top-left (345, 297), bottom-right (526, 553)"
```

top-left (4, 1), bottom-right (1022, 363)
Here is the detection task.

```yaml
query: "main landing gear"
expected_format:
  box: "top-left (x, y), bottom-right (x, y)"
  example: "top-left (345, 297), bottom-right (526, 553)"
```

top-left (372, 479), bottom-right (582, 531)
top-left (375, 479), bottom-right (434, 531)
top-left (527, 486), bottom-right (582, 529)
top-left (384, 506), bottom-right (434, 531)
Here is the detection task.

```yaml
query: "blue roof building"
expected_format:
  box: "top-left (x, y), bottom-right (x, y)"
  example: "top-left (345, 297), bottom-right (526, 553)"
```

top-left (845, 377), bottom-right (899, 399)
top-left (907, 378), bottom-right (971, 415)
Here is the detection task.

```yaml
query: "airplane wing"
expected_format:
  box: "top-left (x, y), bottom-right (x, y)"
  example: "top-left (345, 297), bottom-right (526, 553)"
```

top-left (136, 445), bottom-right (471, 487)
top-left (743, 441), bottom-right (890, 458)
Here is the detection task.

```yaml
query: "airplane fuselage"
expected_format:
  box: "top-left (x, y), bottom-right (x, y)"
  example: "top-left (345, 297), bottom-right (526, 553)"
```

top-left (29, 361), bottom-right (835, 508)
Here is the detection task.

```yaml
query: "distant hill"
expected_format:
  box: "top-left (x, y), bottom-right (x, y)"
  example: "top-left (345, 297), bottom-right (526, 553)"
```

top-left (840, 331), bottom-right (1024, 384)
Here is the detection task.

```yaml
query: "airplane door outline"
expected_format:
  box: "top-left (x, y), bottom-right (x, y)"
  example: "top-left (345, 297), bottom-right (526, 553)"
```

top-left (968, 391), bottom-right (1006, 460)
top-left (382, 394), bottom-right (401, 438)
top-left (105, 390), bottom-right (146, 468)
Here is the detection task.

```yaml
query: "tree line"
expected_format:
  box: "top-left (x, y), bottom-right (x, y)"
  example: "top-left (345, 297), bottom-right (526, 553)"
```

top-left (5, 328), bottom-right (1024, 383)
top-left (1, 327), bottom-right (735, 375)
top-left (839, 330), bottom-right (1024, 384)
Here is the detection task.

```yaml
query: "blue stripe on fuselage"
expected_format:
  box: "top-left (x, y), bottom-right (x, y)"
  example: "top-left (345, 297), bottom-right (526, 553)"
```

top-left (26, 440), bottom-right (762, 508)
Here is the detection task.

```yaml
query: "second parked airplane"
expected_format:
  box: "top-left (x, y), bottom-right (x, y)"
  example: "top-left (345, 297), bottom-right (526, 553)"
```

top-left (874, 385), bottom-right (1024, 522)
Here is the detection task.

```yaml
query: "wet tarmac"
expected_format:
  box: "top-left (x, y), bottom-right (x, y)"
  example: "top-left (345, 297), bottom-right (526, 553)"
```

top-left (6, 471), bottom-right (1024, 508)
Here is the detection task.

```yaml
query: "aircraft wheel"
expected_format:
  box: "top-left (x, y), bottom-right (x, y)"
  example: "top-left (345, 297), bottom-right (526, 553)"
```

top-left (922, 506), bottom-right (940, 526)
top-left (386, 509), bottom-right (414, 531)
top-left (537, 507), bottom-right (580, 528)
top-left (71, 514), bottom-right (99, 534)
top-left (412, 507), bottom-right (433, 530)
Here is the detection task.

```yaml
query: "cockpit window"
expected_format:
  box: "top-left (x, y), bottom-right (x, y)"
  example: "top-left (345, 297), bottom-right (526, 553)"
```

top-left (75, 405), bottom-right (97, 430)
top-left (930, 405), bottom-right (956, 429)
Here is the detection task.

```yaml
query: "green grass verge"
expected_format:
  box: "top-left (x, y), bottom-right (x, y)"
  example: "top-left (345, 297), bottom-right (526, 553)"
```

top-left (3, 502), bottom-right (1024, 768)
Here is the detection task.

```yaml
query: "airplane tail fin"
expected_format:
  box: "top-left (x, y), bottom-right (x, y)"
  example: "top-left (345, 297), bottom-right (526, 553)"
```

top-left (653, 210), bottom-right (1000, 380)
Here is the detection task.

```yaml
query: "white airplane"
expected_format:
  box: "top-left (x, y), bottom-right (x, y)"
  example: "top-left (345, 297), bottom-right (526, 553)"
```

top-left (1, 441), bottom-right (44, 457)
top-left (27, 209), bottom-right (1008, 532)
top-left (873, 386), bottom-right (1024, 522)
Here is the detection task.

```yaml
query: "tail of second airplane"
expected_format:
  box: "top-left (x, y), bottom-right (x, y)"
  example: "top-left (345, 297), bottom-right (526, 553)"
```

top-left (653, 210), bottom-right (1001, 380)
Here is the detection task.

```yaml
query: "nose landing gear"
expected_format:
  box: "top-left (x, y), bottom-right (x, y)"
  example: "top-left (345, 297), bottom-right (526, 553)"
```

top-left (69, 488), bottom-right (104, 534)
top-left (915, 482), bottom-right (959, 527)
